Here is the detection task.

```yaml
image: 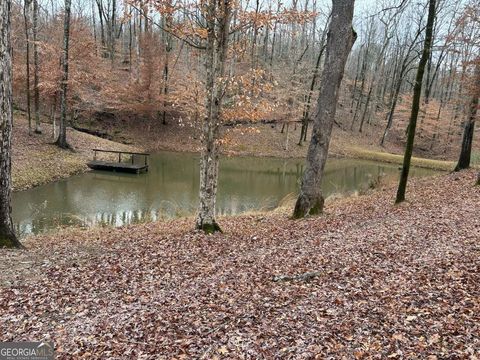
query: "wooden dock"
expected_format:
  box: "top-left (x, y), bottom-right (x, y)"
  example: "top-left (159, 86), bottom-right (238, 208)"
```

top-left (87, 149), bottom-right (150, 174)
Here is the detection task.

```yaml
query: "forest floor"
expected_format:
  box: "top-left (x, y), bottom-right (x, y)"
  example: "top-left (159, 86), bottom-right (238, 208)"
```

top-left (11, 111), bottom-right (139, 191)
top-left (1, 169), bottom-right (479, 358)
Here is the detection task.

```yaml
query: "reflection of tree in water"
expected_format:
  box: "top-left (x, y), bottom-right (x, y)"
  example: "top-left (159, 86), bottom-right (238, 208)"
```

top-left (12, 154), bottom-right (440, 236)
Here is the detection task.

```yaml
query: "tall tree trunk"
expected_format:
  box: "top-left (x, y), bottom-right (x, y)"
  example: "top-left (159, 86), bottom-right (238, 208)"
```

top-left (24, 0), bottom-right (32, 135)
top-left (293, 0), bottom-right (356, 218)
top-left (110, 0), bottom-right (116, 63)
top-left (298, 16), bottom-right (329, 145)
top-left (196, 0), bottom-right (232, 233)
top-left (92, 0), bottom-right (97, 54)
top-left (430, 66), bottom-right (447, 150)
top-left (350, 19), bottom-right (373, 131)
top-left (161, 3), bottom-right (173, 126)
top-left (55, 0), bottom-right (72, 149)
top-left (380, 25), bottom-right (424, 146)
top-left (396, 0), bottom-right (436, 204)
top-left (32, 0), bottom-right (41, 134)
top-left (350, 44), bottom-right (363, 112)
top-left (380, 74), bottom-right (402, 146)
top-left (454, 63), bottom-right (479, 172)
top-left (0, 0), bottom-right (22, 248)
top-left (359, 28), bottom-right (392, 133)
top-left (96, 0), bottom-right (106, 57)
top-left (161, 46), bottom-right (169, 125)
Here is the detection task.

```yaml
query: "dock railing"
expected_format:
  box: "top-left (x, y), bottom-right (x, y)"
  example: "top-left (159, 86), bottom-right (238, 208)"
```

top-left (92, 149), bottom-right (150, 166)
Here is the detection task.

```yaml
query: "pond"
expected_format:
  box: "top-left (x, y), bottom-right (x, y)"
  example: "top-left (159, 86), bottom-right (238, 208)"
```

top-left (12, 151), bottom-right (440, 236)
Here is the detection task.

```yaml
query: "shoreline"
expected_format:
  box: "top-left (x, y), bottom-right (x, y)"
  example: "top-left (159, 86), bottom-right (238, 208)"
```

top-left (11, 112), bottom-right (461, 192)
top-left (13, 144), bottom-right (454, 193)
top-left (13, 162), bottom-right (444, 239)
top-left (2, 170), bottom-right (479, 357)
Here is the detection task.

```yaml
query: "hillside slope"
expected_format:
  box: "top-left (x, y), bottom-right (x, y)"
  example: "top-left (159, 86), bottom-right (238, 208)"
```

top-left (1, 170), bottom-right (478, 358)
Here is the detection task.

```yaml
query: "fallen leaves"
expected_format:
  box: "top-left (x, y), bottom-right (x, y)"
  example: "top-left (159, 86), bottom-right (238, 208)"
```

top-left (1, 170), bottom-right (479, 358)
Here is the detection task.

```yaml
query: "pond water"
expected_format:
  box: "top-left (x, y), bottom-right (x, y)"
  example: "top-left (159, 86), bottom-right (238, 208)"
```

top-left (12, 151), bottom-right (439, 236)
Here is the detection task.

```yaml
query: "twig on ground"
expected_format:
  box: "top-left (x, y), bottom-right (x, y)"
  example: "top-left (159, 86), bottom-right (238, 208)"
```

top-left (272, 271), bottom-right (322, 282)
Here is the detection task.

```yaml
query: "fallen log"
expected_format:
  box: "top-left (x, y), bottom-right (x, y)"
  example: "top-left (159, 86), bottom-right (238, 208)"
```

top-left (272, 271), bottom-right (322, 282)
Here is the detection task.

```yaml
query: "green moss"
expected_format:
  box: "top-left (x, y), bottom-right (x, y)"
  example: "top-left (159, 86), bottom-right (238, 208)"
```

top-left (0, 234), bottom-right (22, 249)
top-left (199, 222), bottom-right (222, 234)
top-left (472, 152), bottom-right (480, 166)
top-left (308, 198), bottom-right (325, 216)
top-left (292, 196), bottom-right (325, 219)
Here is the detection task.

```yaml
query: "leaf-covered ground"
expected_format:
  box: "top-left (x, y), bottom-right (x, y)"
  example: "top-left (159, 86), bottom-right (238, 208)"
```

top-left (1, 170), bottom-right (479, 358)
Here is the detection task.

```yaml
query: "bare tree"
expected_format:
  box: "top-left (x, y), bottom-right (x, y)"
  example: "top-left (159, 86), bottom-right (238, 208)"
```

top-left (380, 24), bottom-right (423, 146)
top-left (293, 0), bottom-right (356, 218)
top-left (23, 0), bottom-right (33, 135)
top-left (55, 0), bottom-right (72, 149)
top-left (33, 0), bottom-right (41, 133)
top-left (396, 0), bottom-right (436, 204)
top-left (298, 14), bottom-right (330, 145)
top-left (0, 0), bottom-right (22, 248)
top-left (454, 62), bottom-right (479, 171)
top-left (196, 0), bottom-right (232, 233)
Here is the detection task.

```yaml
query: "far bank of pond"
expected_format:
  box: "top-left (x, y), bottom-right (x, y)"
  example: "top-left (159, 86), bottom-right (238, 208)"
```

top-left (13, 151), bottom-right (441, 236)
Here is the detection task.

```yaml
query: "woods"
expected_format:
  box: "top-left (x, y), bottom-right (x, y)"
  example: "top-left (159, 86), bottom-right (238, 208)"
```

top-left (0, 0), bottom-right (22, 248)
top-left (293, 0), bottom-right (356, 218)
top-left (396, 0), bottom-right (436, 204)
top-left (196, 0), bottom-right (232, 233)
top-left (1, 0), bottom-right (480, 356)
top-left (0, 0), bottom-right (478, 233)
top-left (55, 0), bottom-right (72, 149)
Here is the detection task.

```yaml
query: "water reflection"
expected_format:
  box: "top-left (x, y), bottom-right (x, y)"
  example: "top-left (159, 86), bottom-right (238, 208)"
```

top-left (12, 152), bottom-right (439, 236)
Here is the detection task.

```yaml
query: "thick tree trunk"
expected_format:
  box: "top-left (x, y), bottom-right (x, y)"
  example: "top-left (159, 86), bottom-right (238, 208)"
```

top-left (396, 0), bottom-right (436, 204)
top-left (196, 0), bottom-right (232, 233)
top-left (0, 0), bottom-right (22, 248)
top-left (293, 0), bottom-right (356, 219)
top-left (55, 0), bottom-right (72, 149)
top-left (454, 63), bottom-right (479, 172)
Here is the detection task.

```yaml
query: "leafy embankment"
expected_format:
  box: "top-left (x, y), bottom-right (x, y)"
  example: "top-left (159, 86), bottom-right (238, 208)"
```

top-left (12, 111), bottom-right (139, 191)
top-left (1, 170), bottom-right (479, 358)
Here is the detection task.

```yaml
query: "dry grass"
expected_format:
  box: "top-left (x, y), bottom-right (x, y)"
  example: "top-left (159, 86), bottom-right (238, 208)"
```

top-left (344, 147), bottom-right (456, 171)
